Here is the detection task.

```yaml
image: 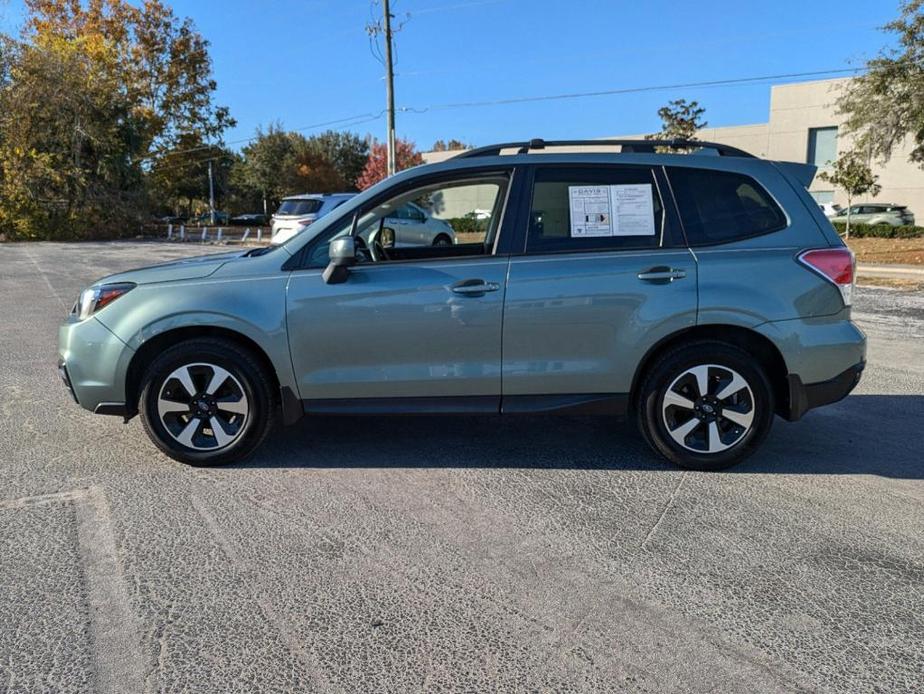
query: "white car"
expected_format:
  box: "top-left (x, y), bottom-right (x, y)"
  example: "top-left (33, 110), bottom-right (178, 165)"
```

top-left (271, 193), bottom-right (355, 245)
top-left (818, 202), bottom-right (843, 218)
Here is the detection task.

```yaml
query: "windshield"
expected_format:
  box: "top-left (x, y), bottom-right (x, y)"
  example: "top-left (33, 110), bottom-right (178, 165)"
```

top-left (276, 199), bottom-right (323, 216)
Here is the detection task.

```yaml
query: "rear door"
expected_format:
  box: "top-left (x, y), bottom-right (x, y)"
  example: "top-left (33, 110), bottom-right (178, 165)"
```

top-left (501, 164), bottom-right (697, 406)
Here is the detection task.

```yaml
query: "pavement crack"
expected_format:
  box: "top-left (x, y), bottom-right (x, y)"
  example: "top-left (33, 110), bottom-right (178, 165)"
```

top-left (190, 493), bottom-right (338, 693)
top-left (639, 470), bottom-right (688, 552)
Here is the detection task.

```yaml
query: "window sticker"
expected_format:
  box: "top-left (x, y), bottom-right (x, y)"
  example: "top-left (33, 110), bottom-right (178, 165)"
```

top-left (569, 186), bottom-right (612, 237)
top-left (568, 184), bottom-right (656, 237)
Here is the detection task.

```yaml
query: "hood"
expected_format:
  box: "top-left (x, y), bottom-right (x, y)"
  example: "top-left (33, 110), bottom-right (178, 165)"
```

top-left (97, 249), bottom-right (247, 286)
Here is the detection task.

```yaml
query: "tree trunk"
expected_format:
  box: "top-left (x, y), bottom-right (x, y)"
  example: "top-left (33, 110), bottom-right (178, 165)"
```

top-left (845, 195), bottom-right (852, 240)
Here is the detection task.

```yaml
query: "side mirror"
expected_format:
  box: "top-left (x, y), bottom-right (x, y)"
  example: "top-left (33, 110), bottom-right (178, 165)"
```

top-left (323, 236), bottom-right (357, 284)
top-left (380, 226), bottom-right (395, 248)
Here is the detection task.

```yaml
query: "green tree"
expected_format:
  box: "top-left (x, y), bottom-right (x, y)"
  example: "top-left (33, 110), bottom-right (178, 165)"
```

top-left (646, 99), bottom-right (707, 144)
top-left (148, 136), bottom-right (235, 218)
top-left (838, 1), bottom-right (924, 167)
top-left (818, 152), bottom-right (882, 238)
top-left (0, 0), bottom-right (233, 239)
top-left (431, 139), bottom-right (472, 152)
top-left (231, 124), bottom-right (303, 215)
top-left (305, 130), bottom-right (369, 190)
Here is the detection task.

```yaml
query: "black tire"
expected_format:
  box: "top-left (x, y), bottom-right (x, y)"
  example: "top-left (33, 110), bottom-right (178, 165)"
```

top-left (139, 338), bottom-right (277, 466)
top-left (636, 340), bottom-right (774, 471)
top-left (432, 234), bottom-right (452, 247)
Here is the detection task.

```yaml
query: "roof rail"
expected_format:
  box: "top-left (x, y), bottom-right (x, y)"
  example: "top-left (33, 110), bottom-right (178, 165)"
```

top-left (454, 138), bottom-right (756, 159)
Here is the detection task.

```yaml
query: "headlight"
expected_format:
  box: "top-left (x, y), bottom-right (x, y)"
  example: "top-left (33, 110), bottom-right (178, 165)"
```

top-left (75, 282), bottom-right (136, 320)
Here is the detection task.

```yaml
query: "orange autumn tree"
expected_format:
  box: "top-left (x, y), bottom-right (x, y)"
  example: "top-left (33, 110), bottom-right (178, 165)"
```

top-left (356, 138), bottom-right (424, 190)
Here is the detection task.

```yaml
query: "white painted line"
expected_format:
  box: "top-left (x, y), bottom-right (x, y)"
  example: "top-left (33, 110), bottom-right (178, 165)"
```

top-left (20, 245), bottom-right (69, 311)
top-left (0, 487), bottom-right (144, 694)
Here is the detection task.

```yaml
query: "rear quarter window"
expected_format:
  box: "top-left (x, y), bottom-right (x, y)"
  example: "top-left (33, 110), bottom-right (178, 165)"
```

top-left (667, 167), bottom-right (787, 246)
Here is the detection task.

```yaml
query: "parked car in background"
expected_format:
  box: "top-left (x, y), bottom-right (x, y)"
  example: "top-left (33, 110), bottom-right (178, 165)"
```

top-left (192, 211), bottom-right (230, 225)
top-left (831, 203), bottom-right (914, 226)
top-left (152, 214), bottom-right (187, 225)
top-left (374, 201), bottom-right (456, 247)
top-left (59, 138), bottom-right (865, 471)
top-left (270, 193), bottom-right (355, 245)
top-left (230, 213), bottom-right (268, 226)
top-left (818, 202), bottom-right (843, 218)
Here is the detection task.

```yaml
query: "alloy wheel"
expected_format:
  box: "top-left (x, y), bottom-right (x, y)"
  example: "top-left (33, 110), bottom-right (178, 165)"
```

top-left (661, 364), bottom-right (755, 454)
top-left (156, 363), bottom-right (249, 451)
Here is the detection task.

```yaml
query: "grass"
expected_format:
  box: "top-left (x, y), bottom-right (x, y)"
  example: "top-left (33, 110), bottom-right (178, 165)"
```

top-left (855, 276), bottom-right (924, 291)
top-left (846, 237), bottom-right (924, 265)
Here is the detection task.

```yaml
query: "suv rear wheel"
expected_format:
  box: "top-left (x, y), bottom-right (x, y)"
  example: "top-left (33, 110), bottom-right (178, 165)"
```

top-left (139, 338), bottom-right (276, 466)
top-left (637, 341), bottom-right (774, 470)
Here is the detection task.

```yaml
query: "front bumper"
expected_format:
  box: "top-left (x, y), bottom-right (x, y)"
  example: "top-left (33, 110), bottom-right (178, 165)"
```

top-left (787, 361), bottom-right (865, 421)
top-left (58, 316), bottom-right (134, 414)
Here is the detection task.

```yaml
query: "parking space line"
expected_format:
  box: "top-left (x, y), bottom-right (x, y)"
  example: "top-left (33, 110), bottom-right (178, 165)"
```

top-left (21, 245), bottom-right (69, 311)
top-left (1, 487), bottom-right (144, 694)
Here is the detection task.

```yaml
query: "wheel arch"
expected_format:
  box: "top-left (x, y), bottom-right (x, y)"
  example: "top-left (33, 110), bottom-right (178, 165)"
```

top-left (124, 325), bottom-right (282, 419)
top-left (629, 324), bottom-right (791, 418)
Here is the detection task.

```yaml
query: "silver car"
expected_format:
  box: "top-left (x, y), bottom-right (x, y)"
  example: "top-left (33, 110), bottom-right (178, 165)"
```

top-left (58, 138), bottom-right (865, 471)
top-left (831, 203), bottom-right (915, 226)
top-left (379, 202), bottom-right (456, 247)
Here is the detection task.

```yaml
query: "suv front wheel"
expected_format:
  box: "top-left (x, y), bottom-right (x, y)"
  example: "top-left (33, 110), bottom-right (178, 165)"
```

top-left (139, 338), bottom-right (276, 466)
top-left (637, 341), bottom-right (774, 471)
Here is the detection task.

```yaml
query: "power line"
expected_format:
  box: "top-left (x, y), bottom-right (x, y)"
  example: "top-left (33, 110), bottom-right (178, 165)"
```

top-left (399, 68), bottom-right (866, 113)
top-left (141, 66), bottom-right (865, 169)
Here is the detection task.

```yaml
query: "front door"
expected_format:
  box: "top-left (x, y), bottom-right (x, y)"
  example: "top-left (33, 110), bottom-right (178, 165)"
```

top-left (286, 171), bottom-right (515, 410)
top-left (502, 164), bottom-right (697, 404)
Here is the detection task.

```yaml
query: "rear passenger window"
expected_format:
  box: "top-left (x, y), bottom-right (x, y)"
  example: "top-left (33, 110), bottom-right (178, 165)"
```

top-left (668, 168), bottom-right (787, 245)
top-left (528, 166), bottom-right (665, 253)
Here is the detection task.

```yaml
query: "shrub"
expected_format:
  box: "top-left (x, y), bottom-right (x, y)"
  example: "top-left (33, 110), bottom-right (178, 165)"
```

top-left (830, 222), bottom-right (924, 238)
top-left (446, 216), bottom-right (489, 236)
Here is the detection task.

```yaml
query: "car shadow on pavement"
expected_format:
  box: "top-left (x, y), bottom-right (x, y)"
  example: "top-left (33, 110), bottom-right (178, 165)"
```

top-left (238, 395), bottom-right (924, 479)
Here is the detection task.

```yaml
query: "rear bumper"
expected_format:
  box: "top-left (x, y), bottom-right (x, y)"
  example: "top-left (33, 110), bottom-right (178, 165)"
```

top-left (787, 361), bottom-right (865, 421)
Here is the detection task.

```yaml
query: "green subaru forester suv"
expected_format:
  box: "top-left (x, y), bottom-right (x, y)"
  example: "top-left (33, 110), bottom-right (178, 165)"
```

top-left (58, 139), bottom-right (866, 470)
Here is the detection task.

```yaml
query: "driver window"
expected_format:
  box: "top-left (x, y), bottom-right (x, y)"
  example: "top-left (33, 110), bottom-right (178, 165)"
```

top-left (307, 175), bottom-right (509, 268)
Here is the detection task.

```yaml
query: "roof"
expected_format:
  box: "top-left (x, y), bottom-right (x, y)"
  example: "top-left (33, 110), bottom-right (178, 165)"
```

top-left (281, 192), bottom-right (356, 200)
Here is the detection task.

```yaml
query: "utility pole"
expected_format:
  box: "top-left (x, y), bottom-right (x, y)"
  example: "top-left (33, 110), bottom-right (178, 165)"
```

top-left (383, 0), bottom-right (396, 177)
top-left (208, 159), bottom-right (216, 224)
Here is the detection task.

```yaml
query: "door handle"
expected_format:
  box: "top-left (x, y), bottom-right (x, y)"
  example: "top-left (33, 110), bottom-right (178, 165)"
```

top-left (637, 266), bottom-right (687, 283)
top-left (451, 279), bottom-right (501, 296)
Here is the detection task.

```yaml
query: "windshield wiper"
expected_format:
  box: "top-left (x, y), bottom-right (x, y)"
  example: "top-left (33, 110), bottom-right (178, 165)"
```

top-left (244, 246), bottom-right (274, 257)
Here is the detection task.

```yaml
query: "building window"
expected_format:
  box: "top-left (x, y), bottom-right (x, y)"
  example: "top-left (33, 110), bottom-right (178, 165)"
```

top-left (811, 191), bottom-right (834, 204)
top-left (807, 127), bottom-right (838, 168)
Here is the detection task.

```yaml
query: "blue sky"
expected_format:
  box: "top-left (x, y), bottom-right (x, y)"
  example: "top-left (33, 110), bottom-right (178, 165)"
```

top-left (1, 0), bottom-right (900, 151)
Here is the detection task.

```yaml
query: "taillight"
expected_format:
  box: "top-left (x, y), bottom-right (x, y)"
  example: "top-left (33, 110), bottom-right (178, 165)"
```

top-left (798, 248), bottom-right (855, 306)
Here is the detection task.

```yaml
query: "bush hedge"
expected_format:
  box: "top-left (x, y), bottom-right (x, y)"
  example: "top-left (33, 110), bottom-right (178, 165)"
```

top-left (831, 222), bottom-right (924, 238)
top-left (446, 216), bottom-right (489, 236)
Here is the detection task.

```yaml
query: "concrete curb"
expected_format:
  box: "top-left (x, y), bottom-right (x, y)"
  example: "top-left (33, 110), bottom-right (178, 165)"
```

top-left (857, 263), bottom-right (924, 279)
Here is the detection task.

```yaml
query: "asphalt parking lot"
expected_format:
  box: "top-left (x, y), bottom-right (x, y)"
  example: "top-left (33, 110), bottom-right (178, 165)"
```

top-left (1, 241), bottom-right (922, 693)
